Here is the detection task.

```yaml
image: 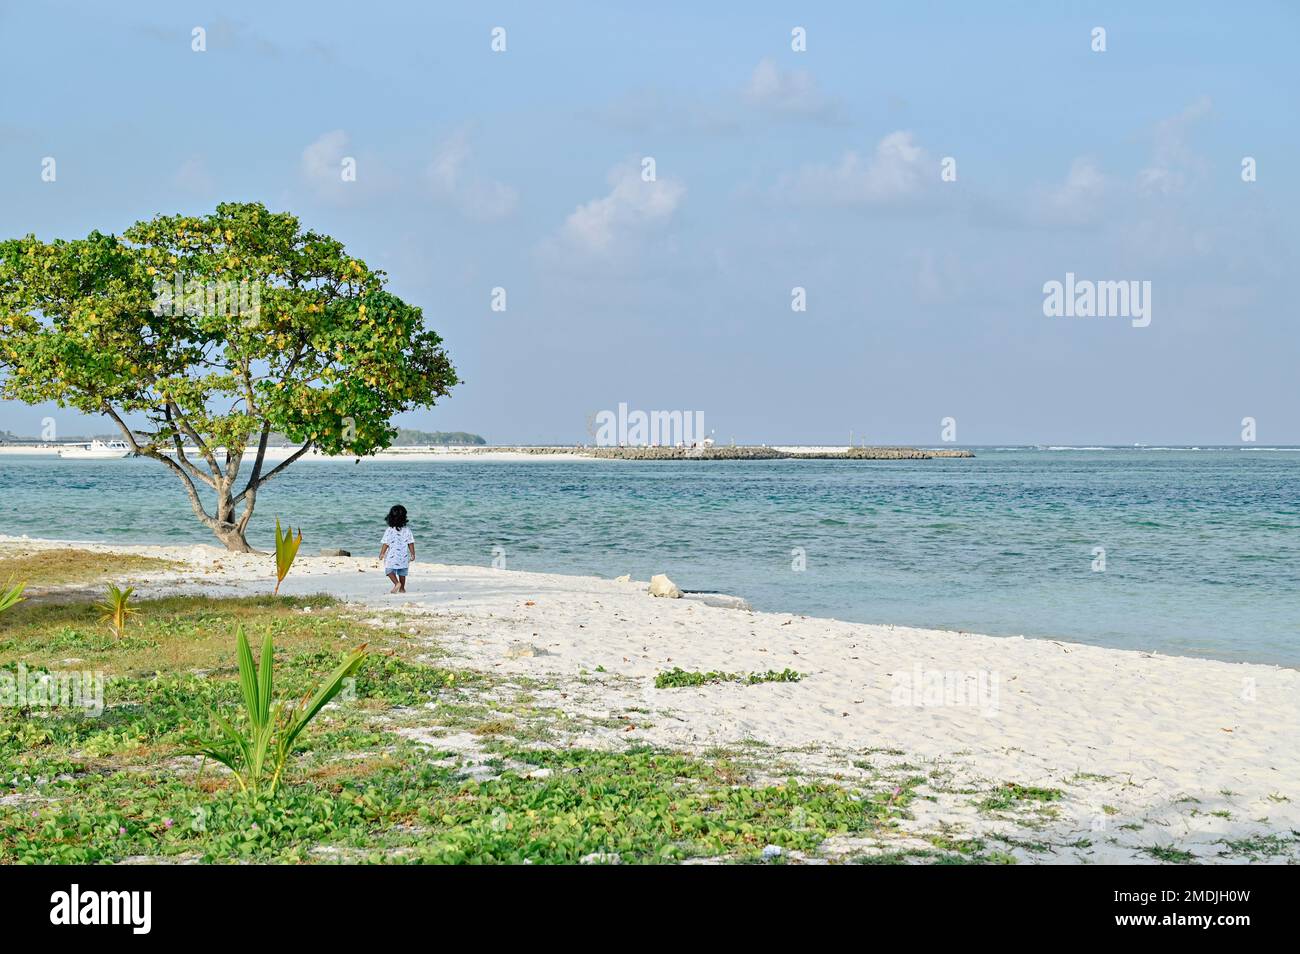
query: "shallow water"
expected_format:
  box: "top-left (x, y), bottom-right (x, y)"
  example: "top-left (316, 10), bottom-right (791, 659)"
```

top-left (2, 448), bottom-right (1297, 666)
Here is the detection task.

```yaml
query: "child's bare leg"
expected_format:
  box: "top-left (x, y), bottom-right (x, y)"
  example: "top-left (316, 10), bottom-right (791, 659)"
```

top-left (386, 571), bottom-right (400, 593)
top-left (398, 574), bottom-right (407, 593)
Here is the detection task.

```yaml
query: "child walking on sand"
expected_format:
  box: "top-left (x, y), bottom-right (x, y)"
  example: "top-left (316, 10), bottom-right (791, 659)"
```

top-left (378, 504), bottom-right (415, 594)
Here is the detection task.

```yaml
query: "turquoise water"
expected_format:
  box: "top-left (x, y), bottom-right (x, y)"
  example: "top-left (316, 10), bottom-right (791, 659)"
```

top-left (2, 449), bottom-right (1297, 666)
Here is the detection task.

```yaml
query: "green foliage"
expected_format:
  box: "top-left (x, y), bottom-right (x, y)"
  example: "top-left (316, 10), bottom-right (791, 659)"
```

top-left (0, 202), bottom-right (459, 549)
top-left (273, 518), bottom-right (302, 595)
top-left (186, 625), bottom-right (366, 796)
top-left (94, 584), bottom-right (136, 638)
top-left (654, 667), bottom-right (802, 689)
top-left (0, 577), bottom-right (23, 614)
top-left (977, 782), bottom-right (1064, 813)
top-left (1, 731), bottom-right (915, 863)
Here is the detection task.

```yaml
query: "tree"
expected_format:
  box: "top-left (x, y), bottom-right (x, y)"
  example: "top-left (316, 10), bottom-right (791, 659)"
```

top-left (0, 203), bottom-right (458, 551)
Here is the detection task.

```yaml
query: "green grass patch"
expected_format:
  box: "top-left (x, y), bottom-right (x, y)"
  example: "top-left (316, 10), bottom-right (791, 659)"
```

top-left (654, 667), bottom-right (801, 689)
top-left (0, 594), bottom-right (357, 675)
top-left (0, 548), bottom-right (177, 590)
top-left (977, 782), bottom-right (1064, 813)
top-left (1141, 844), bottom-right (1197, 864)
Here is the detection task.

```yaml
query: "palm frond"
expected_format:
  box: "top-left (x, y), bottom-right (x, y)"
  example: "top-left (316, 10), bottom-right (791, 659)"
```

top-left (0, 578), bottom-right (25, 615)
top-left (185, 627), bottom-right (367, 796)
top-left (273, 518), bottom-right (303, 594)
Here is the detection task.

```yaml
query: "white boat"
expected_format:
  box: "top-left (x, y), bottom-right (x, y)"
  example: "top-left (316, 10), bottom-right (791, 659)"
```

top-left (58, 439), bottom-right (132, 460)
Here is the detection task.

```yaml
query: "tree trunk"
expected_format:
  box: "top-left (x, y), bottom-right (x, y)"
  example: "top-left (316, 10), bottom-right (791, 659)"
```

top-left (212, 486), bottom-right (256, 552)
top-left (212, 522), bottom-right (255, 552)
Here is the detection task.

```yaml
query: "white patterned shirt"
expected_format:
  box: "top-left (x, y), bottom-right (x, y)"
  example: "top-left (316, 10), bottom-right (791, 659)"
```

top-left (381, 526), bottom-right (415, 569)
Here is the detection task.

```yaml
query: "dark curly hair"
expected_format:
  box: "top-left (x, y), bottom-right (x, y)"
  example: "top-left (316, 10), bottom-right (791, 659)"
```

top-left (386, 504), bottom-right (408, 529)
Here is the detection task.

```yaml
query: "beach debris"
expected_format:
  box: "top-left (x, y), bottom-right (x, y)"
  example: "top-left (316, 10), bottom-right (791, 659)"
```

top-left (580, 852), bottom-right (622, 865)
top-left (648, 573), bottom-right (683, 598)
top-left (506, 642), bottom-right (550, 658)
top-left (319, 548), bottom-right (351, 557)
top-left (761, 845), bottom-right (784, 862)
top-left (614, 574), bottom-right (631, 583)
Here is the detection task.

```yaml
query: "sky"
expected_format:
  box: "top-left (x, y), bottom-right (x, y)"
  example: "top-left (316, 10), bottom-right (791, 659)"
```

top-left (1, 1), bottom-right (1296, 445)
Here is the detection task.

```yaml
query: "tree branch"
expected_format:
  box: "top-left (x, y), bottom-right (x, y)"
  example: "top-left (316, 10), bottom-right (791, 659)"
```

top-left (163, 404), bottom-right (217, 489)
top-left (165, 399), bottom-right (224, 480)
top-left (101, 403), bottom-right (217, 528)
top-left (232, 441), bottom-right (313, 504)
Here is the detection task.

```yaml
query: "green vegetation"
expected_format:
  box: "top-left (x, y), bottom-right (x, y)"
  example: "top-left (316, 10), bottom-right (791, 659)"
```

top-left (95, 584), bottom-right (136, 638)
top-left (0, 202), bottom-right (459, 552)
top-left (187, 625), bottom-right (366, 795)
top-left (1217, 833), bottom-right (1300, 860)
top-left (0, 549), bottom-right (175, 589)
top-left (1141, 844), bottom-right (1197, 864)
top-left (273, 519), bottom-right (302, 595)
top-left (392, 428), bottom-right (485, 446)
top-left (0, 578), bottom-right (23, 615)
top-left (654, 667), bottom-right (802, 689)
top-left (977, 782), bottom-right (1064, 814)
top-left (0, 595), bottom-right (917, 864)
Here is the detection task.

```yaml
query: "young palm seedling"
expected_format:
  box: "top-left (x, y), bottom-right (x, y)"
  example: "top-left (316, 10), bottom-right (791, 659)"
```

top-left (273, 518), bottom-right (303, 595)
top-left (189, 625), bottom-right (367, 796)
top-left (0, 577), bottom-right (24, 615)
top-left (95, 583), bottom-right (136, 638)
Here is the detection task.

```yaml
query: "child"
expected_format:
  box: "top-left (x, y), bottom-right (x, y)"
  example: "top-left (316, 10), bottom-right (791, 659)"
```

top-left (378, 504), bottom-right (415, 594)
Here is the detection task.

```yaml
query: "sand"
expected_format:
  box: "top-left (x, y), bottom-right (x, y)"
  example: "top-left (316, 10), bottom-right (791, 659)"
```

top-left (4, 533), bottom-right (1297, 864)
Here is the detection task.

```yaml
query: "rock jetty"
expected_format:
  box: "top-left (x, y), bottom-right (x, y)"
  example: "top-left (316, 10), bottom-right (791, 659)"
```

top-left (466, 445), bottom-right (973, 460)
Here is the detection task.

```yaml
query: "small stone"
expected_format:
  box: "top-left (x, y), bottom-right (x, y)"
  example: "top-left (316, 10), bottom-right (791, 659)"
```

top-left (761, 844), bottom-right (783, 861)
top-left (579, 852), bottom-right (622, 865)
top-left (648, 573), bottom-right (683, 598)
top-left (457, 764), bottom-right (498, 782)
top-left (506, 642), bottom-right (549, 658)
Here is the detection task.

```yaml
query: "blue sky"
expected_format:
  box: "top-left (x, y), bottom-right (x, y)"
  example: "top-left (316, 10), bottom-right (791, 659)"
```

top-left (1, 1), bottom-right (1296, 444)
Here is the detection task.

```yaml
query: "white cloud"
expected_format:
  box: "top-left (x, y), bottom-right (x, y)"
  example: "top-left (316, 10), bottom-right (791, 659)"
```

top-left (546, 161), bottom-right (685, 259)
top-left (789, 131), bottom-right (929, 204)
top-left (427, 129), bottom-right (518, 221)
top-left (1031, 158), bottom-right (1107, 227)
top-left (746, 58), bottom-right (830, 117)
top-left (301, 129), bottom-right (351, 192)
top-left (1138, 96), bottom-right (1212, 195)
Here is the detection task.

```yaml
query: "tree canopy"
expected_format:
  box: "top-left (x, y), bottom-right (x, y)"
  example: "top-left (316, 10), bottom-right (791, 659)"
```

top-left (0, 202), bottom-right (458, 550)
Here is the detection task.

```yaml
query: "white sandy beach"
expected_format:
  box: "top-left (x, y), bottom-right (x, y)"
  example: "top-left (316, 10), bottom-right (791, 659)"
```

top-left (4, 534), bottom-right (1297, 864)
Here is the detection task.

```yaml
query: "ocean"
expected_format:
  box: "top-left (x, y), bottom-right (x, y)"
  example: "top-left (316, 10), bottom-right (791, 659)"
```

top-left (2, 448), bottom-right (1297, 666)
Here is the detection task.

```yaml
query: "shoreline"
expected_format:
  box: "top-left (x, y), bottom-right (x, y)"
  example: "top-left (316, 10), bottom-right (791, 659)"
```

top-left (3, 534), bottom-right (1297, 863)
